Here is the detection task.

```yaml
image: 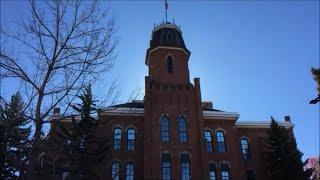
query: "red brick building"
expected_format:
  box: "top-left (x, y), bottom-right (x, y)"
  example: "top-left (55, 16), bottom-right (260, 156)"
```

top-left (98, 21), bottom-right (294, 180)
top-left (44, 21), bottom-right (295, 180)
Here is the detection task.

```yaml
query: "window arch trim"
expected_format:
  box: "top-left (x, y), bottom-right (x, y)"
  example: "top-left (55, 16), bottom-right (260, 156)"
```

top-left (240, 136), bottom-right (250, 142)
top-left (214, 127), bottom-right (226, 135)
top-left (125, 125), bottom-right (137, 131)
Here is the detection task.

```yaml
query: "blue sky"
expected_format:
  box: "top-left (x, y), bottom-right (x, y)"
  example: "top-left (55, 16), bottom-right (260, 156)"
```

top-left (1, 1), bottom-right (319, 159)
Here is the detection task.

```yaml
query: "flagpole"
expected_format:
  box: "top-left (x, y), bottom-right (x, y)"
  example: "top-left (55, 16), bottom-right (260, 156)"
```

top-left (165, 0), bottom-right (168, 23)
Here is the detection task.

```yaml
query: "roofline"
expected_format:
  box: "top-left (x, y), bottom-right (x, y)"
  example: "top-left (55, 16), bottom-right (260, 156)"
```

top-left (99, 108), bottom-right (294, 129)
top-left (101, 108), bottom-right (239, 119)
top-left (235, 121), bottom-right (294, 129)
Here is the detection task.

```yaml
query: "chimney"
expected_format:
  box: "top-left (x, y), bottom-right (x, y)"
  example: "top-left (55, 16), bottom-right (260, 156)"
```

top-left (284, 115), bottom-right (291, 122)
top-left (201, 101), bottom-right (213, 110)
top-left (53, 108), bottom-right (60, 116)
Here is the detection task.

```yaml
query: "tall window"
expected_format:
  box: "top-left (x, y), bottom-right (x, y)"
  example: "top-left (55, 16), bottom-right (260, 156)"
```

top-left (180, 154), bottom-right (190, 180)
top-left (209, 163), bottom-right (216, 180)
top-left (125, 162), bottom-right (134, 180)
top-left (204, 130), bottom-right (213, 152)
top-left (240, 138), bottom-right (250, 160)
top-left (113, 128), bottom-right (122, 150)
top-left (161, 116), bottom-right (170, 142)
top-left (112, 161), bottom-right (120, 180)
top-left (167, 56), bottom-right (173, 73)
top-left (178, 116), bottom-right (188, 142)
top-left (127, 128), bottom-right (136, 150)
top-left (246, 170), bottom-right (255, 180)
top-left (220, 163), bottom-right (230, 180)
top-left (216, 131), bottom-right (226, 152)
top-left (162, 153), bottom-right (171, 180)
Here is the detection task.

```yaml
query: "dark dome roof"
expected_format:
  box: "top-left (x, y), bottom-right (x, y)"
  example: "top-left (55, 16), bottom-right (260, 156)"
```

top-left (145, 22), bottom-right (190, 65)
top-left (149, 22), bottom-right (187, 49)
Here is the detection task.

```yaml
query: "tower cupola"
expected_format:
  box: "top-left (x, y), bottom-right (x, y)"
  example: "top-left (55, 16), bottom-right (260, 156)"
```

top-left (145, 21), bottom-right (191, 84)
top-left (150, 21), bottom-right (187, 50)
top-left (145, 21), bottom-right (190, 66)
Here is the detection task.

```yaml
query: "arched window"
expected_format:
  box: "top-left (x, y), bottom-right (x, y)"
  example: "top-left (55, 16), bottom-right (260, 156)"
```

top-left (113, 128), bottom-right (122, 150)
top-left (178, 116), bottom-right (188, 142)
top-left (180, 154), bottom-right (190, 180)
top-left (161, 116), bottom-right (170, 142)
top-left (216, 131), bottom-right (226, 152)
top-left (162, 153), bottom-right (171, 180)
top-left (240, 138), bottom-right (250, 160)
top-left (204, 130), bottom-right (213, 152)
top-left (167, 56), bottom-right (173, 73)
top-left (125, 162), bottom-right (134, 180)
top-left (111, 161), bottom-right (120, 180)
top-left (209, 163), bottom-right (217, 180)
top-left (220, 163), bottom-right (230, 180)
top-left (127, 128), bottom-right (136, 150)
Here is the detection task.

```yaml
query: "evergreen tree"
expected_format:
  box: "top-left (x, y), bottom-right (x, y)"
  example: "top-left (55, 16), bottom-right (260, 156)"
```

top-left (265, 117), bottom-right (310, 180)
top-left (0, 92), bottom-right (31, 179)
top-left (48, 85), bottom-right (108, 179)
top-left (311, 67), bottom-right (320, 93)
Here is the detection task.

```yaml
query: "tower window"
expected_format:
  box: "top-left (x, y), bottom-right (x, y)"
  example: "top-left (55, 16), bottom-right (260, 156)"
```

top-left (209, 163), bottom-right (216, 180)
top-left (178, 116), bottom-right (188, 142)
top-left (161, 115), bottom-right (170, 142)
top-left (125, 162), bottom-right (134, 180)
top-left (162, 153), bottom-right (171, 180)
top-left (113, 128), bottom-right (122, 150)
top-left (167, 56), bottom-right (173, 73)
top-left (204, 130), bottom-right (213, 152)
top-left (240, 138), bottom-right (250, 160)
top-left (216, 131), bottom-right (226, 152)
top-left (167, 32), bottom-right (173, 41)
top-left (111, 161), bottom-right (120, 180)
top-left (127, 128), bottom-right (136, 150)
top-left (180, 154), bottom-right (190, 180)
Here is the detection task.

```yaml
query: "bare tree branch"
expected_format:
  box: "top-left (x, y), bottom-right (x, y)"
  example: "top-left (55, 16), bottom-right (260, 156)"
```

top-left (0, 0), bottom-right (118, 175)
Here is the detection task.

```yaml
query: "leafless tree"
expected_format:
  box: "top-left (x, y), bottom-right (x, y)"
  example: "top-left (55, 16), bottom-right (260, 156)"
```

top-left (0, 0), bottom-right (117, 175)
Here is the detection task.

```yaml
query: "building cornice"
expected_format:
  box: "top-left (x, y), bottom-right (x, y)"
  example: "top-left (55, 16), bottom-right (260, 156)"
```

top-left (100, 107), bottom-right (144, 116)
top-left (203, 111), bottom-right (240, 121)
top-left (235, 121), bottom-right (294, 129)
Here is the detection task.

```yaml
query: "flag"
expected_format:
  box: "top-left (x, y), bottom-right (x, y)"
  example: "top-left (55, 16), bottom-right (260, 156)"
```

top-left (165, 0), bottom-right (168, 10)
